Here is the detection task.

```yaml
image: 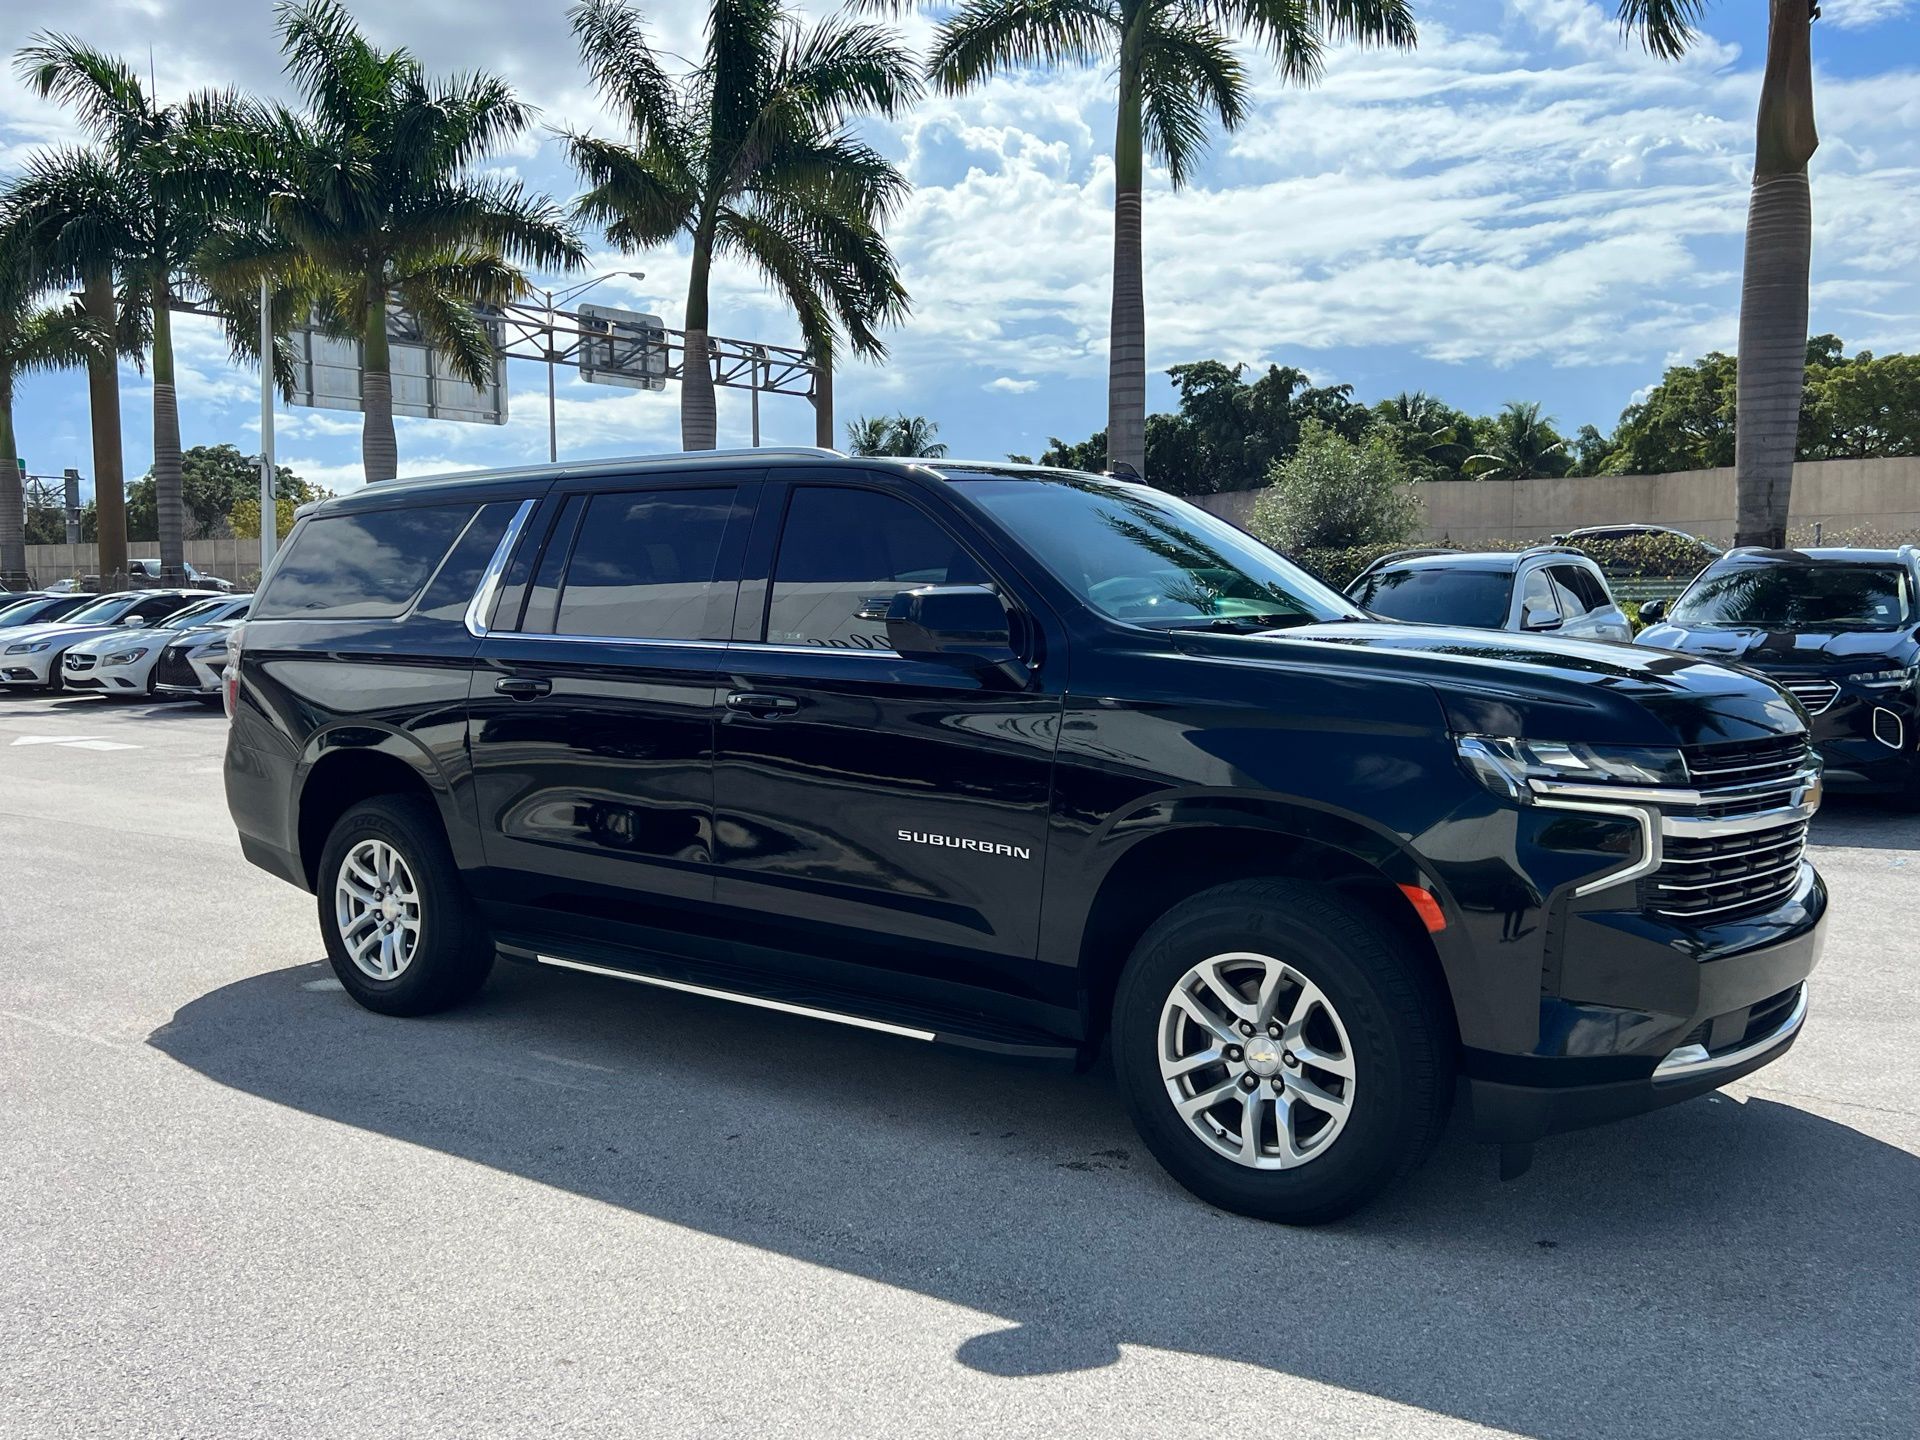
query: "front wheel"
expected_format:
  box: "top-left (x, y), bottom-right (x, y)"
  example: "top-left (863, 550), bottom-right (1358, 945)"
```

top-left (317, 795), bottom-right (494, 1016)
top-left (1112, 879), bottom-right (1455, 1224)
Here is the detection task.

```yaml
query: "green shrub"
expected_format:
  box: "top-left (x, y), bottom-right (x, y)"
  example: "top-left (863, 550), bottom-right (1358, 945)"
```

top-left (1248, 423), bottom-right (1420, 553)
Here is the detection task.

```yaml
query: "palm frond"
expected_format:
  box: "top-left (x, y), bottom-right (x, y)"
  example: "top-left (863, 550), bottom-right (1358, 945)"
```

top-left (569, 0), bottom-right (685, 146)
top-left (565, 132), bottom-right (700, 247)
top-left (1616, 0), bottom-right (1709, 60)
top-left (1137, 17), bottom-right (1248, 183)
top-left (928, 0), bottom-right (1117, 92)
top-left (5, 300), bottom-right (112, 376)
top-left (13, 33), bottom-right (153, 150)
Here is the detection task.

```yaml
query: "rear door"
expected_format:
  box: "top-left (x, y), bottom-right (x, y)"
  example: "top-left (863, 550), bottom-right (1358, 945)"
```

top-left (710, 472), bottom-right (1063, 997)
top-left (466, 471), bottom-right (756, 948)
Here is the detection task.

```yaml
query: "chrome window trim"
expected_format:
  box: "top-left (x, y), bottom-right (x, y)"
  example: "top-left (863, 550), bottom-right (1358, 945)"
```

top-left (473, 630), bottom-right (905, 658)
top-left (463, 498), bottom-right (537, 638)
top-left (1653, 984), bottom-right (1808, 1084)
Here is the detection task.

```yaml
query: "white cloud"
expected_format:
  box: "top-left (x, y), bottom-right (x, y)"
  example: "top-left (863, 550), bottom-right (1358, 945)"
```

top-left (1824, 0), bottom-right (1915, 30)
top-left (984, 377), bottom-right (1039, 394)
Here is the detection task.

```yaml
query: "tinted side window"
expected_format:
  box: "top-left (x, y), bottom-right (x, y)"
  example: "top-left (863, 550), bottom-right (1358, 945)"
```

top-left (766, 486), bottom-right (986, 650)
top-left (1546, 567), bottom-right (1590, 617)
top-left (416, 502), bottom-right (519, 623)
top-left (258, 504), bottom-right (476, 619)
top-left (132, 595), bottom-right (188, 622)
top-left (1556, 565), bottom-right (1610, 612)
top-left (553, 488), bottom-right (739, 641)
top-left (1520, 568), bottom-right (1561, 623)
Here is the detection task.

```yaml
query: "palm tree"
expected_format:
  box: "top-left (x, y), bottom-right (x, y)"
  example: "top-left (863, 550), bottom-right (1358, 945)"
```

top-left (1619, 0), bottom-right (1819, 547)
top-left (16, 34), bottom-right (254, 584)
top-left (0, 207), bottom-right (111, 584)
top-left (6, 147), bottom-right (139, 586)
top-left (846, 412), bottom-right (948, 457)
top-left (566, 0), bottom-right (919, 451)
top-left (893, 1), bottom-right (1415, 481)
top-left (1463, 401), bottom-right (1569, 482)
top-left (204, 1), bottom-right (582, 484)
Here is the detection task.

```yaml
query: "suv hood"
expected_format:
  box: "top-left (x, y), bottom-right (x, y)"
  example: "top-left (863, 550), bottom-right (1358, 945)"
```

top-left (1638, 622), bottom-right (1919, 670)
top-left (1187, 620), bottom-right (1804, 748)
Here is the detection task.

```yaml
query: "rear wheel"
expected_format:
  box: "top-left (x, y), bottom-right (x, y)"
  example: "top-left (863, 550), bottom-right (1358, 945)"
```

top-left (1112, 879), bottom-right (1454, 1224)
top-left (317, 795), bottom-right (494, 1016)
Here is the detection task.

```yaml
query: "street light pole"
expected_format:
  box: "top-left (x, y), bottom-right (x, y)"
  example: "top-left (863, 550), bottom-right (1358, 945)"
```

top-left (259, 276), bottom-right (277, 574)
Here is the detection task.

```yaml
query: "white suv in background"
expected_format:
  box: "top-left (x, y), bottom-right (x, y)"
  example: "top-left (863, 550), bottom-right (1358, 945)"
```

top-left (61, 595), bottom-right (252, 698)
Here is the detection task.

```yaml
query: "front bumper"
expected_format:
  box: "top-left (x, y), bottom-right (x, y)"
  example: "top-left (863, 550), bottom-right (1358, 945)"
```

top-left (154, 648), bottom-right (224, 696)
top-left (1461, 871), bottom-right (1826, 1142)
top-left (0, 651), bottom-right (59, 686)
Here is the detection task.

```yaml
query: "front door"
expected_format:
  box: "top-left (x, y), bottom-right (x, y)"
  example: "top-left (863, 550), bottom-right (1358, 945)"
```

top-left (711, 475), bottom-right (1063, 1002)
top-left (467, 475), bottom-right (755, 948)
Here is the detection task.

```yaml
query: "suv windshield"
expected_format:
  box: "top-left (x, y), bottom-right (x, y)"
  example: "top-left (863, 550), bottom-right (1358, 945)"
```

top-left (1671, 562), bottom-right (1912, 630)
top-left (957, 474), bottom-right (1358, 629)
top-left (1352, 567), bottom-right (1511, 628)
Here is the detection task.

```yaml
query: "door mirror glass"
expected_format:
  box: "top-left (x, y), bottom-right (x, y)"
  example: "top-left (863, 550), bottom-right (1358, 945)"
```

top-left (885, 585), bottom-right (1021, 681)
top-left (1639, 598), bottom-right (1667, 625)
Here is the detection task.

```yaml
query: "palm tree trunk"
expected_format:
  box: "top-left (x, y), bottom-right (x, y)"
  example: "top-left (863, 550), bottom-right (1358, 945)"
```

top-left (1106, 41), bottom-right (1147, 480)
top-left (361, 281), bottom-right (398, 483)
top-left (812, 345), bottom-right (833, 449)
top-left (81, 266), bottom-right (128, 590)
top-left (151, 277), bottom-right (187, 583)
top-left (1734, 0), bottom-right (1819, 549)
top-left (682, 239), bottom-right (717, 450)
top-left (0, 370), bottom-right (27, 586)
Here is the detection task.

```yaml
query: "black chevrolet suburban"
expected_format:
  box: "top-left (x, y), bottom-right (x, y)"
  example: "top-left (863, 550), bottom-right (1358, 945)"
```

top-left (224, 450), bottom-right (1827, 1222)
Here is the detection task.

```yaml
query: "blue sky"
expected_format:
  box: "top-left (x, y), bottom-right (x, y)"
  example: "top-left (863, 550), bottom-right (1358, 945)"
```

top-left (2, 0), bottom-right (1916, 498)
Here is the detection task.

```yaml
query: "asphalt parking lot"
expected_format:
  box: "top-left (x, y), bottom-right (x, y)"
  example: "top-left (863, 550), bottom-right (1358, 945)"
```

top-left (1, 689), bottom-right (1915, 1440)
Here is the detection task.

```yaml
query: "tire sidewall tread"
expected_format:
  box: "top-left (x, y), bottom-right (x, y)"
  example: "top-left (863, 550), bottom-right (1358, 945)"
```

top-left (317, 794), bottom-right (493, 1017)
top-left (1113, 878), bottom-right (1455, 1225)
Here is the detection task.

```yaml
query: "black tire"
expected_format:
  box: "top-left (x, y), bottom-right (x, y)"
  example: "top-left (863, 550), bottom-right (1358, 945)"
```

top-left (316, 794), bottom-right (494, 1016)
top-left (1112, 878), bottom-right (1455, 1225)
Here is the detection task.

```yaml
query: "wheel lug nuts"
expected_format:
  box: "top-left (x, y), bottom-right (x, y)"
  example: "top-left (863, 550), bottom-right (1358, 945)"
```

top-left (1225, 1046), bottom-right (1243, 1062)
top-left (1282, 1050), bottom-right (1298, 1067)
top-left (1267, 1024), bottom-right (1281, 1039)
top-left (1239, 1021), bottom-right (1256, 1037)
top-left (1240, 1074), bottom-right (1258, 1091)
top-left (1271, 1077), bottom-right (1285, 1091)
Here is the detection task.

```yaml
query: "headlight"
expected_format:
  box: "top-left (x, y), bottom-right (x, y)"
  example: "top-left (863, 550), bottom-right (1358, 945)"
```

top-left (1455, 735), bottom-right (1688, 803)
top-left (103, 649), bottom-right (148, 666)
top-left (1845, 668), bottom-right (1910, 689)
top-left (5, 639), bottom-right (51, 655)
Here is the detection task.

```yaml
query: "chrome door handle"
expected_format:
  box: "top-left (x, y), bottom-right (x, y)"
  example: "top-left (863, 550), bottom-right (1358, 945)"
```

top-left (726, 691), bottom-right (800, 716)
top-left (495, 676), bottom-right (553, 700)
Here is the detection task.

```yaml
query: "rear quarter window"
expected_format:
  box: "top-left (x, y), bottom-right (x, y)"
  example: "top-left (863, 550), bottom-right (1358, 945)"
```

top-left (256, 504), bottom-right (477, 619)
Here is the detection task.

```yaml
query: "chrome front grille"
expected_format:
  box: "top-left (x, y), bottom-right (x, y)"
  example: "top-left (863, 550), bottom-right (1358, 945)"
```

top-left (63, 652), bottom-right (96, 671)
top-left (1646, 818), bottom-right (1809, 920)
top-left (1679, 735), bottom-right (1816, 819)
top-left (1782, 679), bottom-right (1838, 713)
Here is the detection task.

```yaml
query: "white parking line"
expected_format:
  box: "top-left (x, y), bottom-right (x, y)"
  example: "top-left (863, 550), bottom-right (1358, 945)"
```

top-left (9, 734), bottom-right (140, 751)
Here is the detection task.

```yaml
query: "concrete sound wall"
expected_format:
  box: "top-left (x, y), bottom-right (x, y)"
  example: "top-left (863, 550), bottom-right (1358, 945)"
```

top-left (1194, 456), bottom-right (1920, 543)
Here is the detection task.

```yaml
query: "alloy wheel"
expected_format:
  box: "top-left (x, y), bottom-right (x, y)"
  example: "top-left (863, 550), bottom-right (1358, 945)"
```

top-left (1157, 951), bottom-right (1357, 1169)
top-left (333, 839), bottom-right (423, 981)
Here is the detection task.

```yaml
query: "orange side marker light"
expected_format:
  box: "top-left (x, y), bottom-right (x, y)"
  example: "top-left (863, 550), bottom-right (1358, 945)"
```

top-left (1399, 884), bottom-right (1446, 934)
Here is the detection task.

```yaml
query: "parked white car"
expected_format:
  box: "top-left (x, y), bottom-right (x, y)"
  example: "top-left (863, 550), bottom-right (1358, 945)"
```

top-left (151, 613), bottom-right (250, 705)
top-left (61, 595), bottom-right (251, 699)
top-left (0, 590), bottom-right (220, 691)
top-left (1345, 547), bottom-right (1634, 642)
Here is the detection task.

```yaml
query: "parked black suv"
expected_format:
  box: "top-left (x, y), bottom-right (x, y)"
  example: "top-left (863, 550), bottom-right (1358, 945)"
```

top-left (225, 450), bottom-right (1827, 1222)
top-left (1639, 547), bottom-right (1920, 801)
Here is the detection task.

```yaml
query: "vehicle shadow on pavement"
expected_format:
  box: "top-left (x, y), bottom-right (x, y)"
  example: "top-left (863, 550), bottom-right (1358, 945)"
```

top-left (1810, 795), bottom-right (1920, 852)
top-left (149, 960), bottom-right (1917, 1440)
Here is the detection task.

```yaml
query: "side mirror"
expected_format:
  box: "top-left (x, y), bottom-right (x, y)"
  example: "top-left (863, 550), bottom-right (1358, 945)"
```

top-left (120, 616), bottom-right (149, 629)
top-left (885, 585), bottom-right (1026, 686)
top-left (1520, 603), bottom-right (1560, 632)
top-left (1639, 598), bottom-right (1668, 625)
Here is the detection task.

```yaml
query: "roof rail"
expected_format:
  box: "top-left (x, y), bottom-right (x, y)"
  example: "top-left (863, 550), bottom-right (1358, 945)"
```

top-left (1518, 543), bottom-right (1586, 559)
top-left (1347, 547), bottom-right (1455, 584)
top-left (632, 445), bottom-right (845, 462)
